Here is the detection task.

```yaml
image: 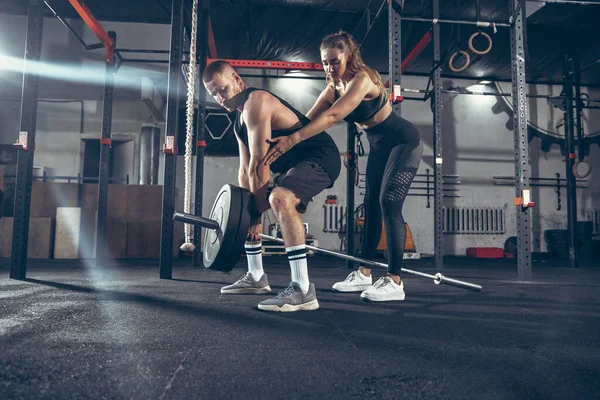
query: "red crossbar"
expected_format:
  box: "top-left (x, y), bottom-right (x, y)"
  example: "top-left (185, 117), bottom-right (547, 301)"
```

top-left (385, 30), bottom-right (432, 88)
top-left (401, 31), bottom-right (432, 72)
top-left (67, 0), bottom-right (115, 63)
top-left (208, 31), bottom-right (431, 75)
top-left (208, 58), bottom-right (323, 71)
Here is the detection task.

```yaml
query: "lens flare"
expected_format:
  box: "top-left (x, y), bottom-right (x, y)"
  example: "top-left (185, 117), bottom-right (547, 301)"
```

top-left (0, 53), bottom-right (164, 91)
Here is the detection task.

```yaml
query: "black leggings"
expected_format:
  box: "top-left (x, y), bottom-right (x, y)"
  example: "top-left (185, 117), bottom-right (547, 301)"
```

top-left (361, 114), bottom-right (422, 275)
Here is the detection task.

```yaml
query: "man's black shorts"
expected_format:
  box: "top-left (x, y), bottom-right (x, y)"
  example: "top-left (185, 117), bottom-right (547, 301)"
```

top-left (273, 161), bottom-right (332, 213)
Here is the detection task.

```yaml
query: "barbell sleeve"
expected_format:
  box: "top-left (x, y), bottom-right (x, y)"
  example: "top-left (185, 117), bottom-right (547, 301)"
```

top-left (259, 234), bottom-right (482, 292)
top-left (434, 273), bottom-right (483, 291)
top-left (174, 211), bottom-right (220, 230)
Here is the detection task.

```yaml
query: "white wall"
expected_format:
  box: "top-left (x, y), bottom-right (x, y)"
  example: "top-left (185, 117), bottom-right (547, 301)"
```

top-left (1, 13), bottom-right (599, 255)
top-left (0, 14), bottom-right (169, 177)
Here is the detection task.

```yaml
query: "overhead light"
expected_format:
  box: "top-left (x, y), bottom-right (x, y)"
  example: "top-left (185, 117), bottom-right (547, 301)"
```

top-left (478, 80), bottom-right (492, 85)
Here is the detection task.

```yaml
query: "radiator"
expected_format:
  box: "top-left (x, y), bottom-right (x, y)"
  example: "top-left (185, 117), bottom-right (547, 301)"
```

top-left (323, 205), bottom-right (348, 233)
top-left (443, 206), bottom-right (505, 234)
top-left (323, 205), bottom-right (365, 233)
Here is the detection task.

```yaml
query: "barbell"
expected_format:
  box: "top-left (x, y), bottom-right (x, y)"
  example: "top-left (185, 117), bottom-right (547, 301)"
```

top-left (173, 184), bottom-right (482, 292)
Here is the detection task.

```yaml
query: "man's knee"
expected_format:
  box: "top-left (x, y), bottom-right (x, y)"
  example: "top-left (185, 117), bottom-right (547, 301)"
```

top-left (269, 187), bottom-right (298, 213)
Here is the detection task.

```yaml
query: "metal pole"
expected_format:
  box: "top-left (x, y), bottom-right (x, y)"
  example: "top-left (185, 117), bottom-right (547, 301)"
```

top-left (159, 0), bottom-right (184, 279)
top-left (10, 0), bottom-right (44, 280)
top-left (346, 123), bottom-right (357, 268)
top-left (573, 53), bottom-right (584, 161)
top-left (194, 0), bottom-right (210, 267)
top-left (44, 0), bottom-right (99, 50)
top-left (563, 55), bottom-right (579, 268)
top-left (389, 0), bottom-right (402, 116)
top-left (581, 58), bottom-right (600, 72)
top-left (510, 0), bottom-right (533, 281)
top-left (115, 48), bottom-right (171, 54)
top-left (432, 0), bottom-right (444, 271)
top-left (95, 31), bottom-right (116, 266)
top-left (358, 0), bottom-right (388, 47)
top-left (400, 16), bottom-right (510, 27)
top-left (528, 0), bottom-right (600, 4)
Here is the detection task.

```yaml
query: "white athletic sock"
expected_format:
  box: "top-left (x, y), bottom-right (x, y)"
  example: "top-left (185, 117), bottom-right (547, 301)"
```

top-left (286, 244), bottom-right (309, 293)
top-left (245, 242), bottom-right (264, 280)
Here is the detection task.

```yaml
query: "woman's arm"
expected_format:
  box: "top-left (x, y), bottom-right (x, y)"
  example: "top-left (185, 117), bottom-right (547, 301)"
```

top-left (294, 71), bottom-right (372, 142)
top-left (262, 72), bottom-right (375, 166)
top-left (305, 84), bottom-right (334, 121)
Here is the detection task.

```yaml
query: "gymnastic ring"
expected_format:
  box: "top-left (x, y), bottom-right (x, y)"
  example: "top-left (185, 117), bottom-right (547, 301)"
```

top-left (579, 93), bottom-right (590, 108)
top-left (572, 159), bottom-right (591, 179)
top-left (448, 50), bottom-right (471, 73)
top-left (468, 31), bottom-right (493, 55)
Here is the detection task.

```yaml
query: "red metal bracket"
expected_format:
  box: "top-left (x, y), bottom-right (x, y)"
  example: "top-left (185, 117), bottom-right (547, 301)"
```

top-left (14, 131), bottom-right (30, 151)
top-left (67, 0), bottom-right (115, 63)
top-left (99, 138), bottom-right (112, 146)
top-left (208, 58), bottom-right (323, 71)
top-left (163, 136), bottom-right (176, 155)
top-left (389, 85), bottom-right (404, 103)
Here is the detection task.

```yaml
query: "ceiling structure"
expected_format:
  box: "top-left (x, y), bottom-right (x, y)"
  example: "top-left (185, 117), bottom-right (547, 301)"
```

top-left (1, 0), bottom-right (600, 85)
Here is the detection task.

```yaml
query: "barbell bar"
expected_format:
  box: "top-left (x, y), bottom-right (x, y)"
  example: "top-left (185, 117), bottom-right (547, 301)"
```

top-left (259, 233), bottom-right (482, 292)
top-left (173, 185), bottom-right (482, 292)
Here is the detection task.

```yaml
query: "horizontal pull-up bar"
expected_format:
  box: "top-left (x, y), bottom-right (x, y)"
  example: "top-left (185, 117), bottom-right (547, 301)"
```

top-left (400, 16), bottom-right (511, 28)
top-left (397, 86), bottom-right (600, 103)
top-left (528, 0), bottom-right (600, 5)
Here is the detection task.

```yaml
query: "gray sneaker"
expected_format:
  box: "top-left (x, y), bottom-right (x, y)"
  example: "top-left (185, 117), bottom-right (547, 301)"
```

top-left (257, 282), bottom-right (319, 312)
top-left (220, 272), bottom-right (271, 294)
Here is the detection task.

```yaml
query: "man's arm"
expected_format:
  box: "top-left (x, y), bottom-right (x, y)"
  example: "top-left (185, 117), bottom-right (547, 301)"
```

top-left (244, 92), bottom-right (273, 214)
top-left (237, 135), bottom-right (250, 190)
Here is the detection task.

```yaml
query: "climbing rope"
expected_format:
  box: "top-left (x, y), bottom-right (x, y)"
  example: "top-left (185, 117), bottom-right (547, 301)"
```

top-left (180, 0), bottom-right (199, 252)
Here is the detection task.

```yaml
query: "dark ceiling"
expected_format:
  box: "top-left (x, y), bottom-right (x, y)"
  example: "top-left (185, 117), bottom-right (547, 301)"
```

top-left (2, 0), bottom-right (600, 85)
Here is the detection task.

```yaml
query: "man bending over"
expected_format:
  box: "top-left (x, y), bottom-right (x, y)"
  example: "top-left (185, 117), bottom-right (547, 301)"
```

top-left (203, 60), bottom-right (341, 312)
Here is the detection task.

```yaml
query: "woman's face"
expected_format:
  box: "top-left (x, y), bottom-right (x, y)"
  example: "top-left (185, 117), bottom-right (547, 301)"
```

top-left (321, 47), bottom-right (349, 81)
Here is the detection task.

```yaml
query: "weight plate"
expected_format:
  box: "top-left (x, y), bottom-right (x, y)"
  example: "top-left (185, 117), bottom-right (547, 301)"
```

top-left (225, 186), bottom-right (253, 269)
top-left (203, 184), bottom-right (243, 271)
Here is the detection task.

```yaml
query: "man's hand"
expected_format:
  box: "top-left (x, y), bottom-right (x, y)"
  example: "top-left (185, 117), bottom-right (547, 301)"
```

top-left (247, 220), bottom-right (262, 242)
top-left (262, 134), bottom-right (299, 166)
top-left (248, 192), bottom-right (270, 220)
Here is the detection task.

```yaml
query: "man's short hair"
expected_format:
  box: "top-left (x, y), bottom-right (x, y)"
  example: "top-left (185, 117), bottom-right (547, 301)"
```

top-left (203, 60), bottom-right (235, 82)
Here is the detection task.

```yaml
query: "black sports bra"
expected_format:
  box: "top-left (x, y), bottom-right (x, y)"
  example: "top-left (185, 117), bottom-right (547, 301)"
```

top-left (334, 87), bottom-right (388, 124)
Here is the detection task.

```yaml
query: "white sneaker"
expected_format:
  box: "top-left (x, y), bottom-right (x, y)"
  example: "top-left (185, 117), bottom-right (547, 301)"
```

top-left (332, 270), bottom-right (373, 292)
top-left (360, 276), bottom-right (406, 302)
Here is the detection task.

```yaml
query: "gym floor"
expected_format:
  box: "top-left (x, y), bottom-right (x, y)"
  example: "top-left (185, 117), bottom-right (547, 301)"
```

top-left (1, 256), bottom-right (599, 399)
